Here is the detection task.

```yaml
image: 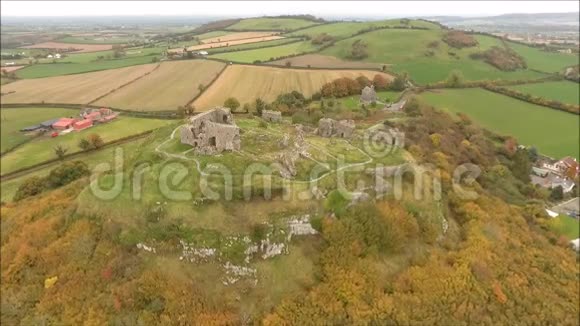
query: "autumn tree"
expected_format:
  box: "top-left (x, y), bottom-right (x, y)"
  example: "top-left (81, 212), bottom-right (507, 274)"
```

top-left (88, 134), bottom-right (104, 149)
top-left (78, 138), bottom-right (91, 151)
top-left (372, 74), bottom-right (390, 90)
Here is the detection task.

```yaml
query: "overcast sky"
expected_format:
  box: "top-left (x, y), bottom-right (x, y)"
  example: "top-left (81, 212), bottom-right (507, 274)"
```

top-left (1, 1), bottom-right (578, 18)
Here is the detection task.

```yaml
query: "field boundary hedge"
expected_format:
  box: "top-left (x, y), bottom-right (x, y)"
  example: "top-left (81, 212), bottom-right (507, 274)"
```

top-left (482, 84), bottom-right (580, 115)
top-left (0, 130), bottom-right (154, 181)
top-left (184, 63), bottom-right (229, 108)
top-left (88, 62), bottom-right (162, 104)
top-left (206, 38), bottom-right (303, 55)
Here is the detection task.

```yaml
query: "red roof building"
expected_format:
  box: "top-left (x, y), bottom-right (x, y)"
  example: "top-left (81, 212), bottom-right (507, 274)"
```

top-left (73, 118), bottom-right (93, 131)
top-left (52, 118), bottom-right (76, 130)
top-left (85, 111), bottom-right (102, 120)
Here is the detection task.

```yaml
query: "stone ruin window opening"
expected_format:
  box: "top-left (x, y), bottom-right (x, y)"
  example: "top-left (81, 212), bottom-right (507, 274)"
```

top-left (209, 136), bottom-right (217, 147)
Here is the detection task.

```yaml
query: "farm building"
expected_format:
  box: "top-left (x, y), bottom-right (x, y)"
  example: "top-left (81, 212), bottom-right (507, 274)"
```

top-left (52, 118), bottom-right (76, 130)
top-left (81, 107), bottom-right (119, 123)
top-left (20, 118), bottom-right (61, 132)
top-left (73, 119), bottom-right (93, 131)
top-left (360, 85), bottom-right (377, 104)
top-left (262, 110), bottom-right (282, 123)
top-left (180, 107), bottom-right (241, 154)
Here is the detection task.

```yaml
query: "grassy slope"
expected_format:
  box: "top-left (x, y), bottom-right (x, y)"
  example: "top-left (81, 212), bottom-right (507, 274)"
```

top-left (15, 47), bottom-right (164, 79)
top-left (321, 29), bottom-right (546, 84)
top-left (209, 41), bottom-right (317, 63)
top-left (0, 107), bottom-right (78, 152)
top-left (419, 88), bottom-right (579, 158)
top-left (0, 116), bottom-right (173, 175)
top-left (0, 137), bottom-right (150, 202)
top-left (506, 81), bottom-right (580, 106)
top-left (508, 42), bottom-right (579, 73)
top-left (226, 18), bottom-right (320, 31)
top-left (287, 19), bottom-right (439, 38)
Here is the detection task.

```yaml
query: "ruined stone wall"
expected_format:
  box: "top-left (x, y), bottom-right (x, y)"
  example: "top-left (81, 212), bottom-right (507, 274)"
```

top-left (180, 107), bottom-right (240, 153)
top-left (262, 110), bottom-right (282, 123)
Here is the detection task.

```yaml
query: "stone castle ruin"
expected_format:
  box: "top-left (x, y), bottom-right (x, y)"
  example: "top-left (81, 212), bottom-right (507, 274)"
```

top-left (360, 85), bottom-right (377, 104)
top-left (262, 110), bottom-right (282, 123)
top-left (180, 107), bottom-right (241, 154)
top-left (317, 118), bottom-right (355, 138)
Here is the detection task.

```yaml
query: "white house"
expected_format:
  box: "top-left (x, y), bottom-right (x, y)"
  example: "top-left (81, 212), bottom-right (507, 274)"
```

top-left (4, 62), bottom-right (15, 66)
top-left (570, 238), bottom-right (579, 252)
top-left (197, 51), bottom-right (209, 56)
top-left (55, 53), bottom-right (61, 59)
top-left (47, 54), bottom-right (53, 59)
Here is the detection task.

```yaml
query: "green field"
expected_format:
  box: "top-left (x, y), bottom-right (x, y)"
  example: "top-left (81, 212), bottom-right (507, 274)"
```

top-left (333, 90), bottom-right (403, 109)
top-left (508, 42), bottom-right (579, 73)
top-left (14, 46), bottom-right (164, 78)
top-left (56, 36), bottom-right (136, 44)
top-left (506, 81), bottom-right (580, 105)
top-left (419, 88), bottom-right (579, 158)
top-left (0, 107), bottom-right (78, 153)
top-left (0, 116), bottom-right (174, 175)
top-left (226, 17), bottom-right (321, 31)
top-left (209, 41), bottom-right (317, 63)
top-left (549, 215), bottom-right (580, 240)
top-left (321, 29), bottom-right (547, 84)
top-left (195, 30), bottom-right (231, 40)
top-left (0, 136), bottom-right (150, 202)
top-left (287, 19), bottom-right (439, 39)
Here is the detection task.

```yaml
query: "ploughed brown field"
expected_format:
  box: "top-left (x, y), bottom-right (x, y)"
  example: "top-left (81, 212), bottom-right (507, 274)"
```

top-left (200, 31), bottom-right (280, 44)
top-left (269, 54), bottom-right (388, 69)
top-left (193, 64), bottom-right (393, 110)
top-left (19, 42), bottom-right (113, 53)
top-left (94, 60), bottom-right (226, 111)
top-left (0, 64), bottom-right (157, 104)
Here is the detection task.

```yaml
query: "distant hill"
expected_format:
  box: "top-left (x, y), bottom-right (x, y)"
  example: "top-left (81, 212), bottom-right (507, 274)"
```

top-left (428, 12), bottom-right (579, 27)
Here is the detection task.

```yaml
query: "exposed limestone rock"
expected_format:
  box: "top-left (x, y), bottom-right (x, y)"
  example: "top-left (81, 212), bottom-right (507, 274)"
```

top-left (223, 262), bottom-right (257, 285)
top-left (179, 240), bottom-right (216, 262)
top-left (136, 243), bottom-right (156, 253)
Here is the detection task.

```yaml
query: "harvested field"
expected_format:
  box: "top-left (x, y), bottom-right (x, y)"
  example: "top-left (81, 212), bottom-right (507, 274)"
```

top-left (1, 64), bottom-right (157, 104)
top-left (193, 65), bottom-right (392, 110)
top-left (95, 60), bottom-right (226, 111)
top-left (269, 54), bottom-right (387, 69)
top-left (20, 42), bottom-right (113, 53)
top-left (201, 31), bottom-right (279, 44)
top-left (171, 36), bottom-right (285, 53)
top-left (0, 65), bottom-right (25, 73)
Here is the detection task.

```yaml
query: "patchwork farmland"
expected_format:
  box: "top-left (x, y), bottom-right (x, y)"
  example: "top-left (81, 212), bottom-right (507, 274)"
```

top-left (19, 41), bottom-right (114, 53)
top-left (269, 54), bottom-right (385, 69)
top-left (94, 60), bottom-right (226, 111)
top-left (200, 31), bottom-right (280, 44)
top-left (176, 35), bottom-right (285, 52)
top-left (1, 64), bottom-right (157, 104)
top-left (193, 65), bottom-right (392, 109)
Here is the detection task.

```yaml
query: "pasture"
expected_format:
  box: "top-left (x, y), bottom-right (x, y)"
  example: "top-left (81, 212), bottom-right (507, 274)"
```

top-left (418, 88), bottom-right (580, 158)
top-left (95, 60), bottom-right (226, 111)
top-left (321, 29), bottom-right (547, 84)
top-left (15, 47), bottom-right (164, 78)
top-left (0, 116), bottom-right (173, 175)
top-left (193, 65), bottom-right (392, 109)
top-left (506, 81), bottom-right (580, 106)
top-left (549, 215), bottom-right (580, 240)
top-left (1, 64), bottom-right (158, 104)
top-left (286, 19), bottom-right (440, 39)
top-left (508, 42), bottom-right (579, 73)
top-left (19, 42), bottom-right (113, 53)
top-left (225, 17), bottom-right (320, 31)
top-left (208, 41), bottom-right (317, 63)
top-left (0, 107), bottom-right (78, 153)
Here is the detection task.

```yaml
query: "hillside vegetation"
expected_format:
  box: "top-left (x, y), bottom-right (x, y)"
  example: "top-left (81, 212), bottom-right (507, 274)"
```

top-left (321, 29), bottom-right (547, 84)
